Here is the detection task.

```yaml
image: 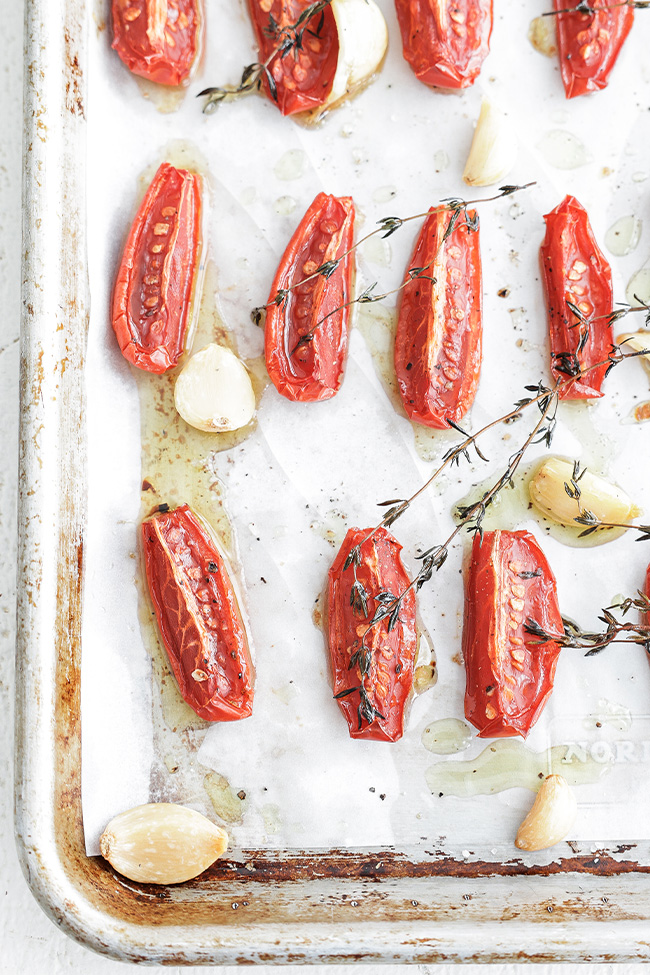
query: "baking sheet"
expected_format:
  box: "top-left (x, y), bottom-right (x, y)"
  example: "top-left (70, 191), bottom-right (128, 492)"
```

top-left (82, 0), bottom-right (650, 855)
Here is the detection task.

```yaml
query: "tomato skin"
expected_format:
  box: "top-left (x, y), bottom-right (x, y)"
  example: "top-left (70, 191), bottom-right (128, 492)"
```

top-left (540, 195), bottom-right (613, 400)
top-left (246, 0), bottom-right (339, 115)
top-left (111, 0), bottom-right (203, 86)
top-left (463, 530), bottom-right (563, 739)
top-left (142, 505), bottom-right (254, 722)
top-left (112, 162), bottom-right (202, 375)
top-left (328, 527), bottom-right (417, 742)
top-left (394, 0), bottom-right (493, 89)
top-left (554, 0), bottom-right (634, 99)
top-left (395, 207), bottom-right (482, 429)
top-left (265, 192), bottom-right (355, 402)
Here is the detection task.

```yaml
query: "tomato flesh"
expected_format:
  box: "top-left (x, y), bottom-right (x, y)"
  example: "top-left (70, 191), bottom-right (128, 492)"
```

top-left (112, 162), bottom-right (202, 375)
top-left (142, 505), bottom-right (254, 722)
top-left (463, 530), bottom-right (563, 738)
top-left (265, 192), bottom-right (355, 402)
top-left (328, 527), bottom-right (417, 742)
top-left (246, 0), bottom-right (339, 115)
top-left (541, 195), bottom-right (613, 400)
top-left (112, 0), bottom-right (203, 86)
top-left (554, 0), bottom-right (634, 99)
top-left (394, 0), bottom-right (493, 89)
top-left (395, 207), bottom-right (482, 429)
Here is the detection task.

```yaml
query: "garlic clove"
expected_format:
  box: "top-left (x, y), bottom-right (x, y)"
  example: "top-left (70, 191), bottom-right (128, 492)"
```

top-left (463, 98), bottom-right (517, 188)
top-left (529, 457), bottom-right (640, 528)
top-left (100, 802), bottom-right (228, 884)
top-left (307, 0), bottom-right (388, 118)
top-left (515, 774), bottom-right (577, 852)
top-left (617, 331), bottom-right (650, 380)
top-left (174, 343), bottom-right (256, 433)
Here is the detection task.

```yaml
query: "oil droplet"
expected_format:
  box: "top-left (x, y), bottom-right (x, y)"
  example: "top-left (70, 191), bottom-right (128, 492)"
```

top-left (372, 185), bottom-right (397, 204)
top-left (163, 754), bottom-right (179, 773)
top-left (355, 303), bottom-right (443, 460)
top-left (271, 683), bottom-right (300, 705)
top-left (422, 718), bottom-right (473, 755)
top-left (626, 268), bottom-right (650, 306)
top-left (433, 150), bottom-right (450, 172)
top-left (528, 16), bottom-right (557, 57)
top-left (632, 401), bottom-right (650, 423)
top-left (537, 130), bottom-right (592, 170)
top-left (274, 195), bottom-right (297, 216)
top-left (360, 236), bottom-right (392, 267)
top-left (340, 124), bottom-right (354, 138)
top-left (426, 739), bottom-right (610, 798)
top-left (261, 803), bottom-right (282, 835)
top-left (274, 149), bottom-right (306, 181)
top-left (134, 75), bottom-right (186, 113)
top-left (240, 186), bottom-right (257, 206)
top-left (204, 772), bottom-right (246, 823)
top-left (605, 215), bottom-right (642, 256)
top-left (632, 172), bottom-right (648, 183)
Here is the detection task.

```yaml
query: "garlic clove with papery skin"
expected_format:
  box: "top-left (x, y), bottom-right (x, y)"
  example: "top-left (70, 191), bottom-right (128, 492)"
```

top-left (463, 99), bottom-right (517, 188)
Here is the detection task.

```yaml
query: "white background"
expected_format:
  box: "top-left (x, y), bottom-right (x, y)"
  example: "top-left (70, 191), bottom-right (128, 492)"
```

top-left (2, 0), bottom-right (650, 971)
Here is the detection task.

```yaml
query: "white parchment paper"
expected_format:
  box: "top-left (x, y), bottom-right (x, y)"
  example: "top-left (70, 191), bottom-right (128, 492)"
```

top-left (82, 0), bottom-right (650, 855)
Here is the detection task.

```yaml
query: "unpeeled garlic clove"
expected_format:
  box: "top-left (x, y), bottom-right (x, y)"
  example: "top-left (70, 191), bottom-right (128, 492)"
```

top-left (463, 99), bottom-right (517, 188)
top-left (100, 802), bottom-right (228, 884)
top-left (529, 457), bottom-right (639, 528)
top-left (174, 343), bottom-right (255, 433)
top-left (617, 331), bottom-right (650, 381)
top-left (515, 774), bottom-right (577, 852)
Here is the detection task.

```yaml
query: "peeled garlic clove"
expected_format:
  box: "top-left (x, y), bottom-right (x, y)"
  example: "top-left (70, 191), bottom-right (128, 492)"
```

top-left (617, 331), bottom-right (650, 380)
top-left (174, 343), bottom-right (255, 432)
top-left (515, 774), bottom-right (577, 852)
top-left (463, 99), bottom-right (517, 188)
top-left (308, 0), bottom-right (388, 117)
top-left (529, 457), bottom-right (640, 527)
top-left (100, 802), bottom-right (228, 884)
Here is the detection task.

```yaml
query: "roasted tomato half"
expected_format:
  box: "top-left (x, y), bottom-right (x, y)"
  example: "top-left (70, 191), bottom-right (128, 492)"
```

top-left (265, 192), bottom-right (355, 402)
top-left (142, 504), bottom-right (254, 722)
top-left (112, 0), bottom-right (203, 86)
top-left (246, 0), bottom-right (339, 115)
top-left (554, 0), bottom-right (634, 99)
top-left (540, 195), bottom-right (613, 400)
top-left (463, 530), bottom-right (563, 739)
top-left (394, 206), bottom-right (482, 428)
top-left (112, 162), bottom-right (203, 375)
top-left (328, 527), bottom-right (417, 742)
top-left (394, 0), bottom-right (493, 89)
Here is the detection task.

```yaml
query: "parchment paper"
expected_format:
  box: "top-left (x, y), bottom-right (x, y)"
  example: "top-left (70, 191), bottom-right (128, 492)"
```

top-left (82, 0), bottom-right (650, 855)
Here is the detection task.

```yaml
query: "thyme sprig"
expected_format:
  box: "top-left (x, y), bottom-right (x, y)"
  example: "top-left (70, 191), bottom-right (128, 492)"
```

top-left (543, 0), bottom-right (650, 16)
top-left (526, 592), bottom-right (650, 657)
top-left (198, 1), bottom-right (332, 113)
top-left (252, 183), bottom-right (536, 333)
top-left (338, 346), bottom-right (650, 728)
top-left (562, 459), bottom-right (650, 539)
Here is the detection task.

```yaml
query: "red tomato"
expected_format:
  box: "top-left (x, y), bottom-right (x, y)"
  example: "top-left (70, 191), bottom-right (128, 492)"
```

top-left (112, 162), bottom-right (203, 375)
top-left (540, 195), bottom-right (613, 400)
top-left (328, 527), bottom-right (417, 742)
top-left (394, 0), bottom-right (493, 89)
top-left (112, 0), bottom-right (203, 86)
top-left (554, 0), bottom-right (634, 99)
top-left (463, 530), bottom-right (563, 738)
top-left (246, 0), bottom-right (339, 115)
top-left (142, 504), bottom-right (254, 722)
top-left (265, 192), bottom-right (355, 402)
top-left (394, 206), bottom-right (482, 429)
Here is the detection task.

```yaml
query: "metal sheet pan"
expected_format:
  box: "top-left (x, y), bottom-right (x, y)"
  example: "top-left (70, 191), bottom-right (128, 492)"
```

top-left (15, 0), bottom-right (650, 963)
